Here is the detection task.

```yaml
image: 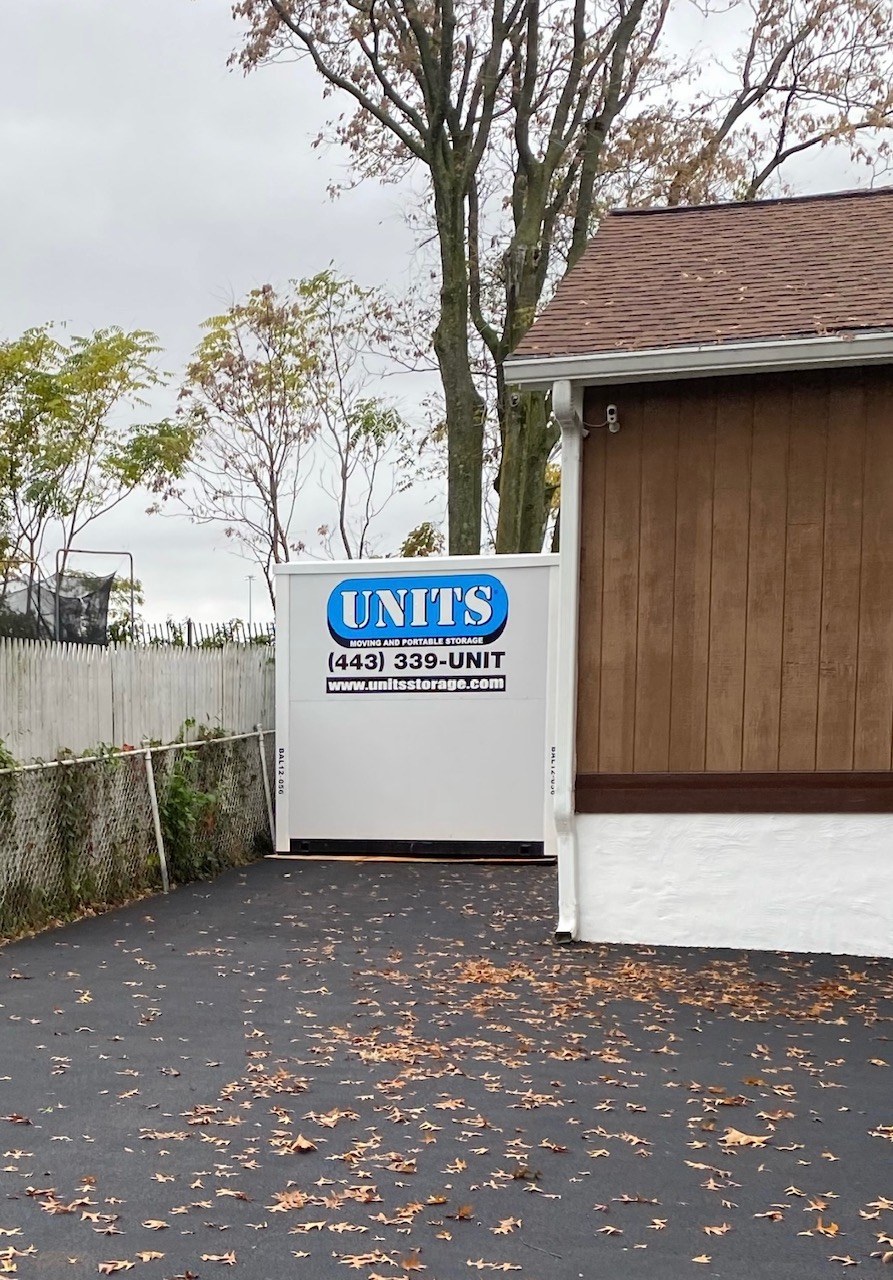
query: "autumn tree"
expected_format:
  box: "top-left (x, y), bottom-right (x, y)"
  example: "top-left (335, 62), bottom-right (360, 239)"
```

top-left (305, 276), bottom-right (415, 560)
top-left (179, 274), bottom-right (417, 604)
top-left (232, 0), bottom-right (893, 553)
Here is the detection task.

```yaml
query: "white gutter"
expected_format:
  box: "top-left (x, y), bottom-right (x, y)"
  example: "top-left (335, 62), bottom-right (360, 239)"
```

top-left (505, 329), bottom-right (893, 391)
top-left (551, 379), bottom-right (583, 942)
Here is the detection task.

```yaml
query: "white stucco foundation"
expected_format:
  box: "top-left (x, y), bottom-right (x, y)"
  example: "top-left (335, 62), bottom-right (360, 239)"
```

top-left (575, 812), bottom-right (892, 956)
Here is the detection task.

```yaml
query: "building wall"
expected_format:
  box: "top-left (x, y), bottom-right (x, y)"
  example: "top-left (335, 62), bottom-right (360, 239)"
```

top-left (578, 367), bottom-right (893, 794)
top-left (575, 812), bottom-right (893, 956)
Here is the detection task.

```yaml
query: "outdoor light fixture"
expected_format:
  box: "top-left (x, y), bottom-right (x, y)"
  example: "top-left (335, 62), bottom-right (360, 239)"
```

top-left (582, 404), bottom-right (621, 435)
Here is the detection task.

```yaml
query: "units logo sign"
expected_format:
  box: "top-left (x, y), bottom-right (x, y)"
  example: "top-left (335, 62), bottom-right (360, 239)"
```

top-left (327, 573), bottom-right (508, 648)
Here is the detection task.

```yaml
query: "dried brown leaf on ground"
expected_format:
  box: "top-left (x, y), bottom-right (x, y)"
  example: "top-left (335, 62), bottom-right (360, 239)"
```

top-left (491, 1218), bottom-right (521, 1235)
top-left (267, 1190), bottom-right (307, 1212)
top-left (720, 1128), bottom-right (770, 1148)
top-left (336, 1254), bottom-right (391, 1270)
top-left (447, 1205), bottom-right (475, 1221)
top-left (274, 1134), bottom-right (317, 1155)
top-left (466, 1263), bottom-right (522, 1272)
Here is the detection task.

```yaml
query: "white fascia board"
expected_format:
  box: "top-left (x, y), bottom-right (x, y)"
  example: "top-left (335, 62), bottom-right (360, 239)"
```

top-left (273, 554), bottom-right (560, 576)
top-left (504, 330), bottom-right (893, 390)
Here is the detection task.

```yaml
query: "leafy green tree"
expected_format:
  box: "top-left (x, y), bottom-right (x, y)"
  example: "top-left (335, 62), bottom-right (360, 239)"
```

top-left (55, 329), bottom-right (195, 570)
top-left (106, 577), bottom-right (146, 644)
top-left (400, 520), bottom-right (446, 558)
top-left (0, 325), bottom-right (70, 590)
top-left (0, 325), bottom-right (194, 592)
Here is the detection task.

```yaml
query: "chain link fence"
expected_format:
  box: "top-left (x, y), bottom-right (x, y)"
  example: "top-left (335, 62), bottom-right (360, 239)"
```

top-left (0, 731), bottom-right (274, 940)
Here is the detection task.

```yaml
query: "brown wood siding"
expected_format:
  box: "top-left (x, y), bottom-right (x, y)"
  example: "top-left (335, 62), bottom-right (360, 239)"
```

top-left (578, 367), bottom-right (893, 777)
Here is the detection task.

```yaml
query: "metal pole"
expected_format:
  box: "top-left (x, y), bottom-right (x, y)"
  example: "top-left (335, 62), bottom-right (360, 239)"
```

top-left (257, 724), bottom-right (274, 847)
top-left (54, 548), bottom-right (62, 641)
top-left (143, 745), bottom-right (170, 893)
top-left (247, 575), bottom-right (254, 628)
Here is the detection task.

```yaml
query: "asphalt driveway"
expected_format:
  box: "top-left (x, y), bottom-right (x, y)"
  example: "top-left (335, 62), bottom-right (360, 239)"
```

top-left (1, 858), bottom-right (891, 1279)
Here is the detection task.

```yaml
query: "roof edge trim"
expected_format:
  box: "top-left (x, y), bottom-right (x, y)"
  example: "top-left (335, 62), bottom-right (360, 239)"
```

top-left (505, 331), bottom-right (893, 390)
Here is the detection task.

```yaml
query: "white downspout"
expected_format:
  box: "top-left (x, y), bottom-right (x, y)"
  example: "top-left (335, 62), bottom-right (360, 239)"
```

top-left (551, 379), bottom-right (583, 942)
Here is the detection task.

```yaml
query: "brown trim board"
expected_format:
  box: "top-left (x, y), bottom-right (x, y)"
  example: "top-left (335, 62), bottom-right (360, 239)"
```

top-left (576, 772), bottom-right (893, 813)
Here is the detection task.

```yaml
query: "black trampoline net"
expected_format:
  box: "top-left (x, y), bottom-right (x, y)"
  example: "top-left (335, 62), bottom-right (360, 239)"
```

top-left (0, 572), bottom-right (114, 644)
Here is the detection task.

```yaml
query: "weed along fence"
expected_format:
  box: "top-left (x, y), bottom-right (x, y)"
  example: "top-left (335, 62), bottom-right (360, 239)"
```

top-left (0, 731), bottom-right (275, 939)
top-left (0, 640), bottom-right (275, 761)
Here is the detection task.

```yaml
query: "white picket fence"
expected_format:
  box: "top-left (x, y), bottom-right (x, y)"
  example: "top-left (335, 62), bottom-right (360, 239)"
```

top-left (0, 640), bottom-right (275, 761)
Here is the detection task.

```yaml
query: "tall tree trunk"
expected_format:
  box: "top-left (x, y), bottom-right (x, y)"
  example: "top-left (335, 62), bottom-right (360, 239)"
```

top-left (433, 179), bottom-right (484, 555)
top-left (495, 226), bottom-right (558, 553)
top-left (495, 391), bottom-right (556, 552)
top-left (518, 394), bottom-right (559, 551)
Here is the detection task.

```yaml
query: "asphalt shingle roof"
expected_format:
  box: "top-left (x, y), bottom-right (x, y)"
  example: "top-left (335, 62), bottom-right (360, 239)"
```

top-left (511, 188), bottom-right (893, 359)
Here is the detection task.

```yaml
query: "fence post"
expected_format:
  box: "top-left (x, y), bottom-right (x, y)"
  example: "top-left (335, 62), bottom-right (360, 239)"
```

top-left (256, 724), bottom-right (275, 847)
top-left (143, 744), bottom-right (171, 893)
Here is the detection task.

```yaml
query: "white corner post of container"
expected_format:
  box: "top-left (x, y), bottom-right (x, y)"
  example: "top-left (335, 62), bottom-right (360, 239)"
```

top-left (142, 743), bottom-right (170, 895)
top-left (273, 571), bottom-right (290, 854)
top-left (551, 378), bottom-right (584, 942)
top-left (256, 724), bottom-right (275, 845)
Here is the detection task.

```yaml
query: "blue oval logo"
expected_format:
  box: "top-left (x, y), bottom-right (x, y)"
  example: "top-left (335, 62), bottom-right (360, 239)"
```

top-left (327, 574), bottom-right (508, 647)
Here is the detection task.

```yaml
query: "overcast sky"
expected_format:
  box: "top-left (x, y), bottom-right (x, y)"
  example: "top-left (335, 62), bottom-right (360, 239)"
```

top-left (0, 0), bottom-right (435, 623)
top-left (0, 2), bottom-right (870, 624)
